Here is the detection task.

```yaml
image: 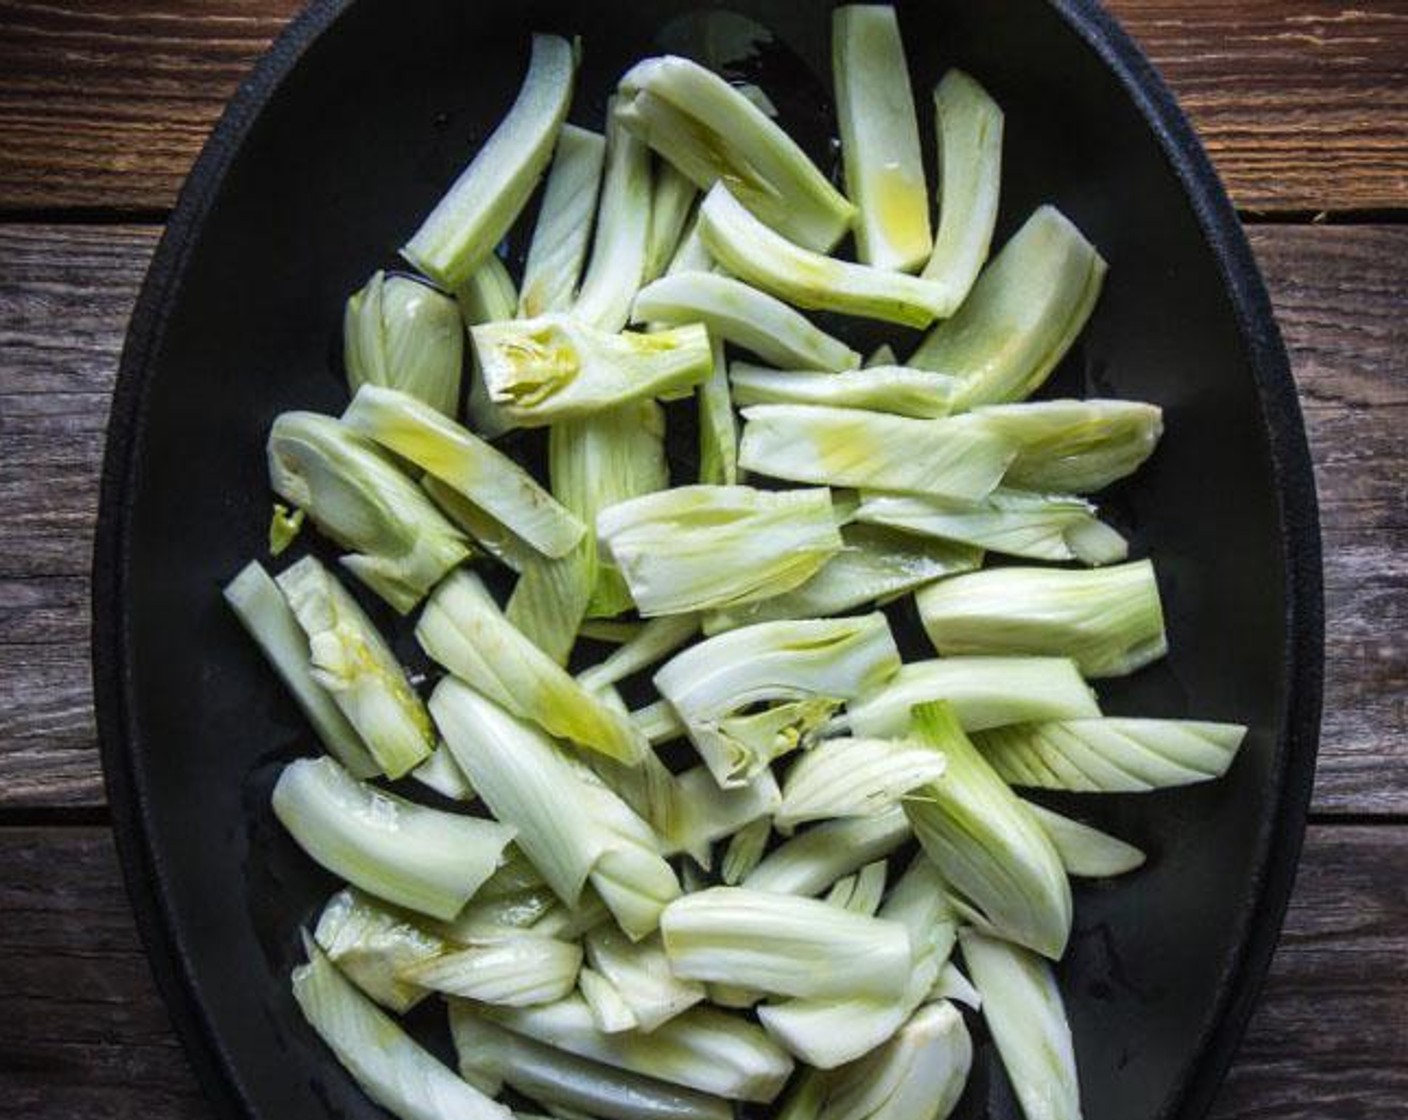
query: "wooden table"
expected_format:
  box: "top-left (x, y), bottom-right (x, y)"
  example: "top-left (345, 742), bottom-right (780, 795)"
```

top-left (1, 2), bottom-right (1404, 1116)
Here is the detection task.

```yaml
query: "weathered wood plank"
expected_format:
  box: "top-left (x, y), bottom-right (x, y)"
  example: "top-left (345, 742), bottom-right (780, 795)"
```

top-left (0, 823), bottom-right (1400, 1117)
top-left (0, 1), bottom-right (1404, 213)
top-left (0, 224), bottom-right (1403, 810)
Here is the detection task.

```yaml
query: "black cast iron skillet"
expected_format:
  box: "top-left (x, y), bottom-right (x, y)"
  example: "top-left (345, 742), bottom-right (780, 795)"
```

top-left (94, 2), bottom-right (1323, 1118)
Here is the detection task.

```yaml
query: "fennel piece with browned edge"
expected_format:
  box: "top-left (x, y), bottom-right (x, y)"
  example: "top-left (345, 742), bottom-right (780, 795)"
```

top-left (403, 34), bottom-right (575, 290)
top-left (917, 559), bottom-right (1168, 678)
top-left (922, 69), bottom-right (1003, 303)
top-left (344, 271), bottom-right (463, 416)
top-left (910, 206), bottom-right (1107, 410)
top-left (634, 272), bottom-right (861, 372)
top-left (833, 5), bottom-right (931, 271)
top-left (470, 316), bottom-right (711, 427)
top-left (617, 55), bottom-right (854, 252)
top-left (699, 185), bottom-right (961, 328)
top-left (276, 556), bottom-right (434, 778)
top-left (223, 560), bottom-right (378, 779)
top-left (654, 613), bottom-right (901, 787)
top-left (342, 385), bottom-right (584, 559)
top-left (417, 571), bottom-right (648, 764)
top-left (738, 404), bottom-right (1013, 500)
top-left (272, 756), bottom-right (514, 922)
top-left (596, 485), bottom-right (844, 617)
top-left (266, 411), bottom-right (470, 613)
top-left (903, 701), bottom-right (1072, 959)
top-left (519, 125), bottom-right (606, 317)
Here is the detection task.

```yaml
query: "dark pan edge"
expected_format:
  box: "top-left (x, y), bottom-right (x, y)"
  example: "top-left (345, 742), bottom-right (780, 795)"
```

top-left (93, 3), bottom-right (355, 1117)
top-left (91, 2), bottom-right (1325, 1119)
top-left (1047, 3), bottom-right (1325, 1119)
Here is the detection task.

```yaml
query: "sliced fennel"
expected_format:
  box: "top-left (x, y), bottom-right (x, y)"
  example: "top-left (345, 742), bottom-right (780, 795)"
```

top-left (666, 211), bottom-right (715, 276)
top-left (485, 996), bottom-right (792, 1102)
top-left (974, 398), bottom-right (1164, 493)
top-left (916, 560), bottom-right (1168, 678)
top-left (579, 618), bottom-right (646, 644)
top-left (418, 571), bottom-right (648, 763)
top-left (617, 55), bottom-right (853, 252)
top-left (403, 34), bottom-right (575, 290)
top-left (903, 701), bottom-right (1071, 959)
top-left (975, 717), bottom-right (1247, 792)
top-left (1023, 801), bottom-right (1147, 878)
top-left (223, 560), bottom-right (378, 778)
top-left (743, 808), bottom-right (911, 897)
top-left (699, 184), bottom-right (960, 328)
top-left (412, 745), bottom-right (476, 802)
top-left (703, 524), bottom-right (981, 632)
top-left (400, 936), bottom-right (583, 1006)
top-left (597, 485), bottom-right (843, 617)
top-left (313, 887), bottom-right (445, 1013)
top-left (775, 736), bottom-right (948, 833)
top-left (930, 962), bottom-right (981, 1010)
top-left (634, 272), bottom-right (860, 373)
top-left (910, 206), bottom-right (1107, 410)
top-left (460, 254), bottom-right (521, 439)
top-left (293, 941), bottom-right (513, 1120)
top-left (272, 756), bottom-right (514, 922)
top-left (277, 556), bottom-right (434, 779)
top-left (755, 855), bottom-right (955, 1070)
top-left (922, 69), bottom-right (1003, 305)
top-left (421, 476), bottom-right (533, 574)
top-left (572, 99), bottom-right (653, 332)
top-left (654, 613), bottom-right (901, 787)
top-left (728, 363), bottom-right (958, 419)
top-left (345, 271), bottom-right (462, 417)
top-left (824, 860), bottom-right (888, 917)
top-left (697, 335), bottom-right (739, 485)
top-left (645, 162), bottom-right (698, 282)
top-left (577, 614), bottom-right (700, 693)
top-left (721, 818), bottom-right (772, 885)
top-left (855, 488), bottom-right (1128, 565)
top-left (505, 548), bottom-right (593, 666)
top-left (581, 966), bottom-right (640, 1032)
top-left (632, 698), bottom-right (686, 745)
top-left (832, 4), bottom-right (931, 271)
top-left (520, 125), bottom-right (606, 318)
top-left (451, 1006), bottom-right (732, 1120)
top-left (427, 680), bottom-right (614, 907)
top-left (738, 404), bottom-right (1013, 500)
top-left (961, 928), bottom-right (1083, 1120)
top-left (550, 399), bottom-right (669, 618)
top-left (846, 656), bottom-right (1101, 739)
top-left (661, 887), bottom-right (912, 1001)
top-left (342, 384), bottom-right (583, 558)
top-left (817, 1001), bottom-right (971, 1120)
top-left (267, 411), bottom-right (470, 613)
top-left (667, 766), bottom-right (781, 869)
top-left (470, 316), bottom-right (711, 426)
top-left (584, 927), bottom-right (705, 1032)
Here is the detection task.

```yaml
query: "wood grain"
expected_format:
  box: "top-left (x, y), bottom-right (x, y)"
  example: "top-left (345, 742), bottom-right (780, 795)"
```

top-left (0, 823), bottom-right (1400, 1117)
top-left (2, 222), bottom-right (1403, 811)
top-left (0, 1), bottom-right (1404, 214)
